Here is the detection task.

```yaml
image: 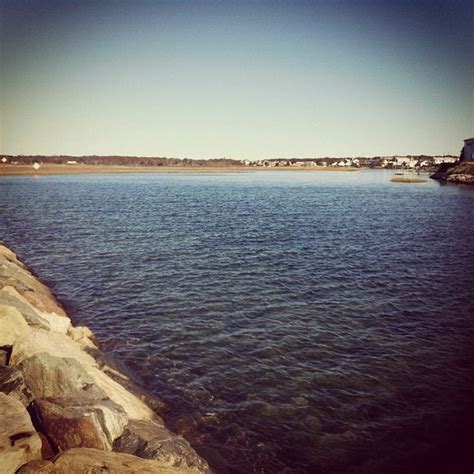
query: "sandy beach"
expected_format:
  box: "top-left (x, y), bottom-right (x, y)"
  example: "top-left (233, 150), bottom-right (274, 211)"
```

top-left (0, 164), bottom-right (359, 176)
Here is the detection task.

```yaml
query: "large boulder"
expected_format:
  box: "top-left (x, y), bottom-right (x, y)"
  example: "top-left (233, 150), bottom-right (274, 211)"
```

top-left (19, 352), bottom-right (96, 399)
top-left (113, 420), bottom-right (212, 473)
top-left (10, 328), bottom-right (97, 367)
top-left (0, 287), bottom-right (70, 334)
top-left (0, 304), bottom-right (31, 346)
top-left (11, 329), bottom-right (159, 421)
top-left (0, 258), bottom-right (66, 313)
top-left (0, 365), bottom-right (33, 406)
top-left (17, 448), bottom-right (202, 473)
top-left (0, 244), bottom-right (29, 271)
top-left (0, 288), bottom-right (49, 331)
top-left (0, 392), bottom-right (42, 473)
top-left (34, 385), bottom-right (128, 451)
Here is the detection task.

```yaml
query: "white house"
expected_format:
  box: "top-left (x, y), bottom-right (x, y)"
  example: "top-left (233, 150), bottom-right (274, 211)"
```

top-left (432, 156), bottom-right (457, 165)
top-left (392, 156), bottom-right (417, 168)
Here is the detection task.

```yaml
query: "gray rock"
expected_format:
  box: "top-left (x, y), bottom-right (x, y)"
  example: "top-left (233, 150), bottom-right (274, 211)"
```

top-left (0, 365), bottom-right (33, 407)
top-left (11, 328), bottom-right (158, 421)
top-left (113, 420), bottom-right (211, 473)
top-left (0, 392), bottom-right (42, 473)
top-left (19, 352), bottom-right (96, 399)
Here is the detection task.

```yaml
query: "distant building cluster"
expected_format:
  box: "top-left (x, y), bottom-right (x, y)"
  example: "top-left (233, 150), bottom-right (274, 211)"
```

top-left (378, 155), bottom-right (458, 169)
top-left (242, 158), bottom-right (360, 167)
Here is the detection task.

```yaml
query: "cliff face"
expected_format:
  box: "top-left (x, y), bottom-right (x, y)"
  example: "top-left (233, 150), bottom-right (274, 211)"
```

top-left (0, 242), bottom-right (212, 474)
top-left (430, 161), bottom-right (474, 185)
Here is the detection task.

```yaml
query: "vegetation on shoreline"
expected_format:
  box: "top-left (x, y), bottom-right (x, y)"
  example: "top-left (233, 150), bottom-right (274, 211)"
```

top-left (0, 164), bottom-right (359, 176)
top-left (390, 176), bottom-right (427, 183)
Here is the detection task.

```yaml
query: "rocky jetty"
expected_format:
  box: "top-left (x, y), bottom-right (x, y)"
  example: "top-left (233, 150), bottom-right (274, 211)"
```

top-left (430, 161), bottom-right (474, 185)
top-left (0, 242), bottom-right (212, 473)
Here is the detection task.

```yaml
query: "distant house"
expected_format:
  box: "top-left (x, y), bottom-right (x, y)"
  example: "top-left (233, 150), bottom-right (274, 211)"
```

top-left (393, 156), bottom-right (417, 168)
top-left (432, 156), bottom-right (457, 165)
top-left (1, 157), bottom-right (7, 163)
top-left (462, 138), bottom-right (474, 161)
top-left (66, 160), bottom-right (78, 165)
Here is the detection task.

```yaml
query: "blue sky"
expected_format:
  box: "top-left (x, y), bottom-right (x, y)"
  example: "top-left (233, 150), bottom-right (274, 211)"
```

top-left (0, 0), bottom-right (472, 159)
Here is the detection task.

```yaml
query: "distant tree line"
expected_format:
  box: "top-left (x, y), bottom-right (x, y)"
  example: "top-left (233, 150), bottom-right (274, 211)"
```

top-left (2, 155), bottom-right (243, 167)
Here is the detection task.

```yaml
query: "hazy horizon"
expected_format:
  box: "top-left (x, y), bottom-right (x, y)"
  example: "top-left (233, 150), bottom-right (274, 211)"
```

top-left (1, 0), bottom-right (473, 160)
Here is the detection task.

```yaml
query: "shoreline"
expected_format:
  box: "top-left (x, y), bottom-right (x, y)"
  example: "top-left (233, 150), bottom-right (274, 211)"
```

top-left (0, 164), bottom-right (359, 176)
top-left (430, 161), bottom-right (474, 185)
top-left (0, 242), bottom-right (212, 473)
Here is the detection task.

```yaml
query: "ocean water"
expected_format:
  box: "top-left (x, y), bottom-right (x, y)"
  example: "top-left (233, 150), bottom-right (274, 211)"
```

top-left (1, 170), bottom-right (473, 473)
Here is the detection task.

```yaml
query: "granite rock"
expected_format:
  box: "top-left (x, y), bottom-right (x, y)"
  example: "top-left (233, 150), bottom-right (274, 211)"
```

top-left (17, 447), bottom-right (202, 473)
top-left (0, 304), bottom-right (31, 345)
top-left (113, 419), bottom-right (212, 473)
top-left (0, 392), bottom-right (42, 473)
top-left (0, 364), bottom-right (33, 406)
top-left (34, 385), bottom-right (128, 451)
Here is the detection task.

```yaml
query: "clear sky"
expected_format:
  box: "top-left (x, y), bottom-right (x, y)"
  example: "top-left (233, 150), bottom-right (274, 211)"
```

top-left (0, 0), bottom-right (472, 159)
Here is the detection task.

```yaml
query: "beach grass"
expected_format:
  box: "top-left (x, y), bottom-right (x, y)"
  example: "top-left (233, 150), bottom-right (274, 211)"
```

top-left (390, 176), bottom-right (427, 183)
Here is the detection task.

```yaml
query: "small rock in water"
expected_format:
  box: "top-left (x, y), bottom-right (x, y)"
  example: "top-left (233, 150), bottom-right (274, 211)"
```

top-left (291, 396), bottom-right (309, 407)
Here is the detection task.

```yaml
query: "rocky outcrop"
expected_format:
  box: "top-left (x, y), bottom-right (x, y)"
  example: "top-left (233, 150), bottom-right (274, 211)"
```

top-left (0, 242), bottom-right (212, 473)
top-left (431, 161), bottom-right (474, 185)
top-left (114, 420), bottom-right (210, 471)
top-left (0, 393), bottom-right (42, 473)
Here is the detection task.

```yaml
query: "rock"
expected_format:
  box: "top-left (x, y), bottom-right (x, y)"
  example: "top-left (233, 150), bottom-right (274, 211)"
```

top-left (34, 385), bottom-right (128, 451)
top-left (10, 328), bottom-right (97, 367)
top-left (89, 366), bottom-right (159, 422)
top-left (113, 420), bottom-right (211, 473)
top-left (17, 448), bottom-right (202, 473)
top-left (0, 393), bottom-right (42, 473)
top-left (19, 352), bottom-right (96, 399)
top-left (0, 365), bottom-right (33, 406)
top-left (0, 304), bottom-right (32, 345)
top-left (37, 431), bottom-right (55, 460)
top-left (0, 287), bottom-right (70, 333)
top-left (16, 460), bottom-right (52, 473)
top-left (0, 243), bottom-right (26, 266)
top-left (67, 325), bottom-right (99, 350)
top-left (11, 329), bottom-right (158, 421)
top-left (0, 288), bottom-right (49, 331)
top-left (85, 346), bottom-right (167, 415)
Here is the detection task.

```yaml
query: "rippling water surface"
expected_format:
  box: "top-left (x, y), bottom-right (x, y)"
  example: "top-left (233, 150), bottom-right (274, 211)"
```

top-left (1, 170), bottom-right (474, 473)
